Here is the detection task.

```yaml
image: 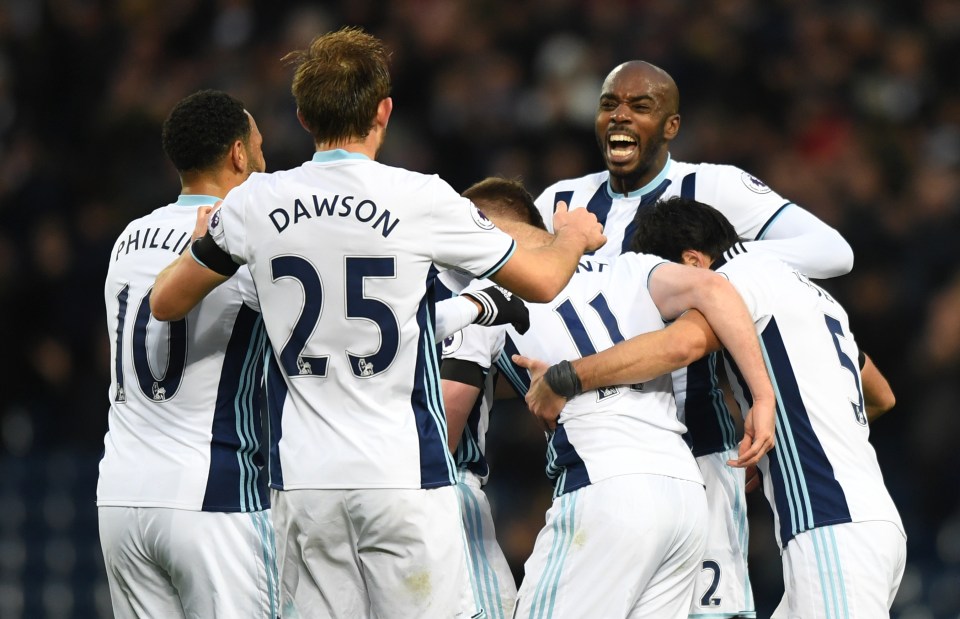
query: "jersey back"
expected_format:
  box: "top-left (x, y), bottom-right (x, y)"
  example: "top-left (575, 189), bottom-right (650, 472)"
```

top-left (98, 196), bottom-right (269, 512)
top-left (719, 250), bottom-right (903, 547)
top-left (211, 153), bottom-right (516, 490)
top-left (498, 255), bottom-right (703, 497)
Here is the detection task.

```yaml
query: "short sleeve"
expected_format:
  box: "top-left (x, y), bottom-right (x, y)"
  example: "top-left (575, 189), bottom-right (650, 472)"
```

top-left (427, 179), bottom-right (517, 279)
top-left (208, 183), bottom-right (251, 265)
top-left (441, 323), bottom-right (505, 370)
top-left (717, 259), bottom-right (766, 327)
top-left (696, 165), bottom-right (792, 241)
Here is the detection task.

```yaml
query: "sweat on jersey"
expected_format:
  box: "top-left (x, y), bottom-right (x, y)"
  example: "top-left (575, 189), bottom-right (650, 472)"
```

top-left (716, 247), bottom-right (903, 548)
top-left (497, 255), bottom-right (704, 498)
top-left (98, 195), bottom-right (269, 513)
top-left (205, 150), bottom-right (516, 491)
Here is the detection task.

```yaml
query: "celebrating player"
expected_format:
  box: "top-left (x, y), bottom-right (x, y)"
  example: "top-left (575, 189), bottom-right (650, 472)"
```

top-left (149, 28), bottom-right (604, 619)
top-left (533, 59), bottom-right (855, 618)
top-left (462, 177), bottom-right (776, 618)
top-left (97, 90), bottom-right (277, 618)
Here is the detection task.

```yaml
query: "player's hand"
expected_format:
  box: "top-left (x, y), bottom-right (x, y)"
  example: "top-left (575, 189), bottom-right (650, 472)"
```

top-left (552, 201), bottom-right (606, 253)
top-left (192, 202), bottom-right (220, 241)
top-left (512, 354), bottom-right (565, 431)
top-left (462, 286), bottom-right (530, 334)
top-left (728, 398), bottom-right (775, 468)
top-left (744, 464), bottom-right (760, 493)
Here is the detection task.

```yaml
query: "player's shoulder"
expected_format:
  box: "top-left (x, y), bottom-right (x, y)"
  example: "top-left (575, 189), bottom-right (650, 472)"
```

top-left (671, 160), bottom-right (776, 196)
top-left (612, 251), bottom-right (668, 282)
top-left (536, 171), bottom-right (609, 199)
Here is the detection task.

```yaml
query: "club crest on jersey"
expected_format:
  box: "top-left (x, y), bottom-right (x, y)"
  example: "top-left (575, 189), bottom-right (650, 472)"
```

top-left (210, 208), bottom-right (222, 230)
top-left (741, 172), bottom-right (772, 194)
top-left (442, 331), bottom-right (463, 355)
top-left (470, 205), bottom-right (495, 230)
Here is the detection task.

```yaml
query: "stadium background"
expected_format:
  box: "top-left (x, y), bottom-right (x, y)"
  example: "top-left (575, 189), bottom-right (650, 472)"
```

top-left (0, 0), bottom-right (958, 616)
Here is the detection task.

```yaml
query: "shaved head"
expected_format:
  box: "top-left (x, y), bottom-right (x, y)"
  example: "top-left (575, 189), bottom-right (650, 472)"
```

top-left (603, 61), bottom-right (679, 116)
top-left (595, 61), bottom-right (681, 193)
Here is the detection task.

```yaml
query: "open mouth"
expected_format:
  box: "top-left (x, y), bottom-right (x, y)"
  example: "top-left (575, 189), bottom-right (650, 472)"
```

top-left (607, 133), bottom-right (638, 163)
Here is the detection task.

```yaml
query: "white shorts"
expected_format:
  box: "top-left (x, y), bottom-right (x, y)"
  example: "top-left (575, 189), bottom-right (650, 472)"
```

top-left (771, 520), bottom-right (906, 619)
top-left (457, 472), bottom-right (517, 619)
top-left (98, 506), bottom-right (277, 619)
top-left (688, 448), bottom-right (755, 618)
top-left (514, 474), bottom-right (708, 619)
top-left (271, 486), bottom-right (483, 619)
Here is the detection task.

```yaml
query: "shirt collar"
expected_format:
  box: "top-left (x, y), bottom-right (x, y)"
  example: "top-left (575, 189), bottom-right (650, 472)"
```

top-left (607, 154), bottom-right (673, 200)
top-left (175, 194), bottom-right (221, 206)
top-left (311, 149), bottom-right (370, 163)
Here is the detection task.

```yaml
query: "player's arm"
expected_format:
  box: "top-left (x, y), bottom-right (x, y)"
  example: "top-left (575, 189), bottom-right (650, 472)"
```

top-left (861, 351), bottom-right (895, 422)
top-left (487, 202), bottom-right (605, 303)
top-left (441, 359), bottom-right (485, 453)
top-left (647, 263), bottom-right (775, 466)
top-left (748, 205), bottom-right (853, 279)
top-left (151, 232), bottom-right (238, 321)
top-left (434, 287), bottom-right (530, 342)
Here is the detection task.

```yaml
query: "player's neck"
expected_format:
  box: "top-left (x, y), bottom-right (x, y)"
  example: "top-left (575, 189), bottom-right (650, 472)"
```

top-left (317, 132), bottom-right (381, 161)
top-left (179, 173), bottom-right (236, 200)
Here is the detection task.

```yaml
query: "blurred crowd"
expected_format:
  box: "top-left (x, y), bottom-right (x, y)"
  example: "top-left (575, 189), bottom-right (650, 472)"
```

top-left (1, 0), bottom-right (959, 616)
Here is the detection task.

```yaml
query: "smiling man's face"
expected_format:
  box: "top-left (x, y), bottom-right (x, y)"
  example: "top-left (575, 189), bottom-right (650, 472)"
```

top-left (594, 61), bottom-right (680, 194)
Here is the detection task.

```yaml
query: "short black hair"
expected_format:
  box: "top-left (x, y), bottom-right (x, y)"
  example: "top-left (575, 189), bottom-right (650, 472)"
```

top-left (631, 196), bottom-right (740, 261)
top-left (461, 177), bottom-right (546, 230)
top-left (161, 90), bottom-right (250, 173)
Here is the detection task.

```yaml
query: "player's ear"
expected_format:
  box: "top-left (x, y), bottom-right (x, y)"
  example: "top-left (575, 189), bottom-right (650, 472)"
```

top-left (663, 113), bottom-right (680, 141)
top-left (376, 97), bottom-right (393, 130)
top-left (296, 108), bottom-right (311, 134)
top-left (230, 139), bottom-right (245, 173)
top-left (681, 249), bottom-right (702, 268)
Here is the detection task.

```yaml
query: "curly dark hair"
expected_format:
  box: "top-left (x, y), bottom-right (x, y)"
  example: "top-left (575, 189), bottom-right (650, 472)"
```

top-left (462, 176), bottom-right (546, 231)
top-left (631, 196), bottom-right (741, 261)
top-left (161, 90), bottom-right (250, 173)
top-left (282, 27), bottom-right (391, 145)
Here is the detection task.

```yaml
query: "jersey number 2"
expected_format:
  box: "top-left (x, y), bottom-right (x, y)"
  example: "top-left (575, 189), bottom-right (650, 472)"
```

top-left (271, 255), bottom-right (400, 379)
top-left (112, 284), bottom-right (187, 403)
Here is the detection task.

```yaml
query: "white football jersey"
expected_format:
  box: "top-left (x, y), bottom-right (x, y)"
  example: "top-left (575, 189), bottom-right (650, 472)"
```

top-left (534, 156), bottom-right (791, 259)
top-left (98, 195), bottom-right (269, 512)
top-left (535, 156), bottom-right (797, 458)
top-left (210, 150), bottom-right (516, 490)
top-left (498, 255), bottom-right (704, 497)
top-left (716, 247), bottom-right (903, 547)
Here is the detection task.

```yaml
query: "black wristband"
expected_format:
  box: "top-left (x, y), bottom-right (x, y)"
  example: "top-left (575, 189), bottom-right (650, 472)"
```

top-left (858, 349), bottom-right (866, 370)
top-left (544, 360), bottom-right (583, 399)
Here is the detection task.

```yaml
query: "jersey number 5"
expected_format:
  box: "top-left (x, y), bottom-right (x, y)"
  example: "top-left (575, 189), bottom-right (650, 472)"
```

top-left (112, 284), bottom-right (187, 403)
top-left (824, 315), bottom-right (866, 425)
top-left (271, 255), bottom-right (400, 379)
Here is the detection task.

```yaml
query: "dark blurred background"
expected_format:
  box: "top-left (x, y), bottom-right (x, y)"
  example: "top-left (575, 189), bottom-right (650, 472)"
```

top-left (1, 0), bottom-right (958, 617)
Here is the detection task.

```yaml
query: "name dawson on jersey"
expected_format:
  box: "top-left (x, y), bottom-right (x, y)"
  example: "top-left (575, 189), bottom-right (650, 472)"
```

top-left (114, 226), bottom-right (191, 262)
top-left (269, 194), bottom-right (400, 238)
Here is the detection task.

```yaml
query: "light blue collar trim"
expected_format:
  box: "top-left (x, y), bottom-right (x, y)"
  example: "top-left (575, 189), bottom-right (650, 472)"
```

top-left (175, 194), bottom-right (221, 206)
top-left (608, 154), bottom-right (673, 199)
top-left (312, 149), bottom-right (370, 163)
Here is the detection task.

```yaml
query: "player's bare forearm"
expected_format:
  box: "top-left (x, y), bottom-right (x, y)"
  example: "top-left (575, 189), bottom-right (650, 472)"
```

top-left (151, 249), bottom-right (229, 321)
top-left (491, 203), bottom-right (605, 302)
top-left (573, 316), bottom-right (714, 390)
top-left (490, 217), bottom-right (554, 249)
top-left (862, 353), bottom-right (895, 422)
top-left (440, 379), bottom-right (482, 453)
